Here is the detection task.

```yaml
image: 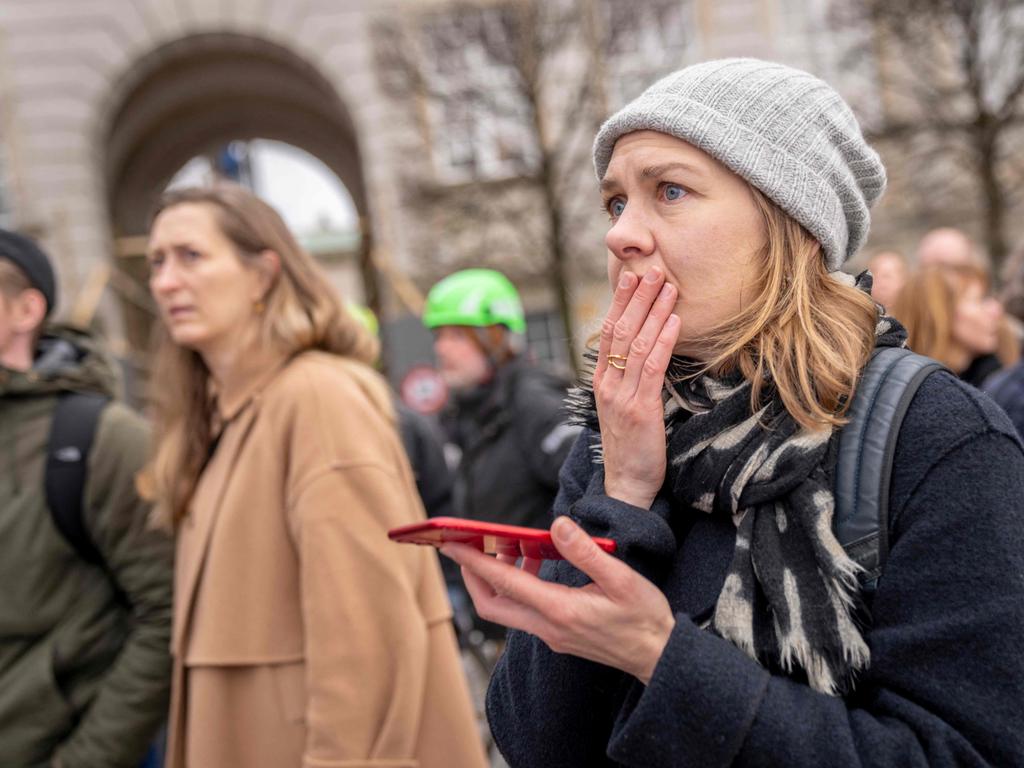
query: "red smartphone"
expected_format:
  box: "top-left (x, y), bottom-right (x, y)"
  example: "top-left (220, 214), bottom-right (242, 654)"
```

top-left (388, 517), bottom-right (617, 560)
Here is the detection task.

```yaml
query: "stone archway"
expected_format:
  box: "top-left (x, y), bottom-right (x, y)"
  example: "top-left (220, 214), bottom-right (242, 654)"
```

top-left (103, 32), bottom-right (377, 354)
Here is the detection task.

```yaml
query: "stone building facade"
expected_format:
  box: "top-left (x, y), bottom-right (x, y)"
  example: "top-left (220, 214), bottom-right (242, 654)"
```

top-left (0, 0), bottom-right (906, 381)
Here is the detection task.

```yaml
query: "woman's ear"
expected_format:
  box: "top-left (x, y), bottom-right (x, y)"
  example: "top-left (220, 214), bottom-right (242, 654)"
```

top-left (254, 249), bottom-right (281, 296)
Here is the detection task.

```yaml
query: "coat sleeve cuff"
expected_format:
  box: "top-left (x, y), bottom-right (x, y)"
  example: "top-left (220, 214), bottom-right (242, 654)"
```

top-left (607, 617), bottom-right (769, 768)
top-left (567, 467), bottom-right (677, 580)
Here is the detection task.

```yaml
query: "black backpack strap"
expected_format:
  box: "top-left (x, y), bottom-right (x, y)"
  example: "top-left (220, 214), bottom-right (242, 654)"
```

top-left (45, 391), bottom-right (110, 566)
top-left (834, 348), bottom-right (944, 591)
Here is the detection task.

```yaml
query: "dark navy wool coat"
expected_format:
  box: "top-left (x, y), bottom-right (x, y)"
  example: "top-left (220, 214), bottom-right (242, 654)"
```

top-left (487, 371), bottom-right (1024, 768)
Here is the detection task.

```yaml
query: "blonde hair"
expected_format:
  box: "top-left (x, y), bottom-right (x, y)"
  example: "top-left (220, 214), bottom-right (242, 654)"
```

top-left (696, 189), bottom-right (878, 431)
top-left (142, 184), bottom-right (378, 526)
top-left (893, 264), bottom-right (1019, 371)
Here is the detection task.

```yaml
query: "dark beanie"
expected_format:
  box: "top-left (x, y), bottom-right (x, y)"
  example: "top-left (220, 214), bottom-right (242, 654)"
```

top-left (0, 229), bottom-right (57, 315)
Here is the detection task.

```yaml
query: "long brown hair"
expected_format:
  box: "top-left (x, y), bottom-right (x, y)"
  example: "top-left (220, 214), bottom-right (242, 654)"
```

top-left (893, 263), bottom-right (1019, 371)
top-left (142, 184), bottom-right (378, 526)
top-left (697, 188), bottom-right (878, 430)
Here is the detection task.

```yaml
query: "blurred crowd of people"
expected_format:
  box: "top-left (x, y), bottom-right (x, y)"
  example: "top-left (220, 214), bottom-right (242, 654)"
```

top-left (0, 186), bottom-right (571, 768)
top-left (867, 227), bottom-right (1024, 434)
top-left (2, 56), bottom-right (1024, 768)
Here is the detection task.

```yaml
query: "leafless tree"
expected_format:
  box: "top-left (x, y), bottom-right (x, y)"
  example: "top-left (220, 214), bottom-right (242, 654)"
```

top-left (832, 0), bottom-right (1024, 274)
top-left (372, 0), bottom-right (690, 370)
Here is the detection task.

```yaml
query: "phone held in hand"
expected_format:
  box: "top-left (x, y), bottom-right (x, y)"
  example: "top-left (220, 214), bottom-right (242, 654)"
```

top-left (388, 517), bottom-right (617, 560)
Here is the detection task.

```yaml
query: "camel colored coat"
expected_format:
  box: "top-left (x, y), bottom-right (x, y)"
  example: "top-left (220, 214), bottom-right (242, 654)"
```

top-left (165, 351), bottom-right (487, 768)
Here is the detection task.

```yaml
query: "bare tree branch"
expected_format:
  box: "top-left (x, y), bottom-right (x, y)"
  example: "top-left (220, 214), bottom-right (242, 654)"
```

top-left (832, 0), bottom-right (1024, 274)
top-left (371, 0), bottom-right (692, 368)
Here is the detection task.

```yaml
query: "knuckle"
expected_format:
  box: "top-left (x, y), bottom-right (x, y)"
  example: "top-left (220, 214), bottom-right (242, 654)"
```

top-left (545, 631), bottom-right (567, 654)
top-left (490, 574), bottom-right (515, 600)
top-left (601, 320), bottom-right (616, 339)
top-left (602, 569), bottom-right (629, 598)
top-left (612, 320), bottom-right (632, 341)
top-left (473, 597), bottom-right (499, 622)
top-left (629, 337), bottom-right (649, 357)
top-left (547, 601), bottom-right (573, 628)
top-left (643, 360), bottom-right (662, 378)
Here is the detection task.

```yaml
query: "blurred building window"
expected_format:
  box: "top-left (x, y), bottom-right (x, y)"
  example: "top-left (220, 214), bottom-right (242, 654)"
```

top-left (421, 6), bottom-right (541, 182)
top-left (776, 0), bottom-right (881, 123)
top-left (420, 1), bottom-right (692, 181)
top-left (525, 309), bottom-right (569, 370)
top-left (600, 0), bottom-right (692, 109)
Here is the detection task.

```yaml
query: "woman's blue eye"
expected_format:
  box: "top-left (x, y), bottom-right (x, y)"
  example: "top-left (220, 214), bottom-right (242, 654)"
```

top-left (664, 184), bottom-right (686, 201)
top-left (609, 199), bottom-right (626, 217)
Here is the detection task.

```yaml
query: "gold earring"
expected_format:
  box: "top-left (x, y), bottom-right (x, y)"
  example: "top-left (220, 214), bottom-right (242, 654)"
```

top-left (254, 299), bottom-right (265, 314)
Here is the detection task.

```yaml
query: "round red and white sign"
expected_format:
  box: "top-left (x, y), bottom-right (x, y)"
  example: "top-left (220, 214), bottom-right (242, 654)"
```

top-left (400, 365), bottom-right (449, 414)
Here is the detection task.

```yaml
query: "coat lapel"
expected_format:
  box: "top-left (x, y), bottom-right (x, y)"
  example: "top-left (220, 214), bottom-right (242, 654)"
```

top-left (172, 403), bottom-right (260, 655)
top-left (673, 514), bottom-right (736, 623)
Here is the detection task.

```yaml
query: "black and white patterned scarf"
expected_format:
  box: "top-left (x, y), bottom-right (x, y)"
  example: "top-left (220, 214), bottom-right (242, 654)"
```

top-left (568, 276), bottom-right (908, 694)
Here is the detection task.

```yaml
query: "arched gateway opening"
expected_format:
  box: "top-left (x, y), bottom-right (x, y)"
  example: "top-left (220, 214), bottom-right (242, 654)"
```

top-left (102, 32), bottom-right (377, 360)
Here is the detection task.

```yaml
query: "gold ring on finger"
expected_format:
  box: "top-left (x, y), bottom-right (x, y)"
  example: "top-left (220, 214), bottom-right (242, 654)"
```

top-left (608, 354), bottom-right (628, 370)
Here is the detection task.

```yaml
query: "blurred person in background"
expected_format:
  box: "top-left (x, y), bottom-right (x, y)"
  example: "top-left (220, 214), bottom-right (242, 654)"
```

top-left (915, 226), bottom-right (985, 269)
top-left (892, 263), bottom-right (1018, 388)
top-left (985, 241), bottom-right (1024, 437)
top-left (0, 230), bottom-right (172, 768)
top-left (998, 240), bottom-right (1024, 335)
top-left (143, 185), bottom-right (486, 768)
top-left (423, 268), bottom-right (581, 531)
top-left (441, 59), bottom-right (1024, 767)
top-left (423, 269), bottom-right (582, 651)
top-left (865, 249), bottom-right (907, 310)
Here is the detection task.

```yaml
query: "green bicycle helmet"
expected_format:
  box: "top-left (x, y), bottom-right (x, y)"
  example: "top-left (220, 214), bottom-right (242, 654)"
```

top-left (423, 269), bottom-right (526, 334)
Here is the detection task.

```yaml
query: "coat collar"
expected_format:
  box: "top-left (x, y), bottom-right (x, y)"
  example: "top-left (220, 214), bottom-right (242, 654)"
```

top-left (172, 351), bottom-right (291, 655)
top-left (172, 399), bottom-right (261, 655)
top-left (211, 349), bottom-right (291, 423)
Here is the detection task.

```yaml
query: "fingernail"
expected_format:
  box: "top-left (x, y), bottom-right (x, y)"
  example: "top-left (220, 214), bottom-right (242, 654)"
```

top-left (659, 284), bottom-right (674, 299)
top-left (667, 314), bottom-right (680, 328)
top-left (553, 516), bottom-right (577, 543)
top-left (619, 272), bottom-right (633, 288)
top-left (644, 269), bottom-right (660, 284)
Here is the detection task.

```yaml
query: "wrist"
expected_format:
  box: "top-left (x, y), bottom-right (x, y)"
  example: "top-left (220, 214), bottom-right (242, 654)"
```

top-left (636, 613), bottom-right (676, 685)
top-left (603, 479), bottom-right (657, 509)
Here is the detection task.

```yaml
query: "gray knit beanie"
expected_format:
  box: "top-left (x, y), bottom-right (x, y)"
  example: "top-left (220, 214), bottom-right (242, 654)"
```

top-left (593, 58), bottom-right (886, 270)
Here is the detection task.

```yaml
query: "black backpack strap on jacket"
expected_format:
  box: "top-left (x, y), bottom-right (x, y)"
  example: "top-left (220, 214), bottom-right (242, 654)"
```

top-left (45, 391), bottom-right (110, 566)
top-left (834, 347), bottom-right (944, 592)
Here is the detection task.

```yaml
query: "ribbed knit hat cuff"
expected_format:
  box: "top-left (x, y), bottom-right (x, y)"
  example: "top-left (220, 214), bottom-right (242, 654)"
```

top-left (593, 96), bottom-right (858, 270)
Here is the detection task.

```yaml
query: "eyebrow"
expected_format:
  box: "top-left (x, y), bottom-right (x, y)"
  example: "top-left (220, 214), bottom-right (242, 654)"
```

top-left (145, 241), bottom-right (195, 259)
top-left (600, 161), bottom-right (708, 193)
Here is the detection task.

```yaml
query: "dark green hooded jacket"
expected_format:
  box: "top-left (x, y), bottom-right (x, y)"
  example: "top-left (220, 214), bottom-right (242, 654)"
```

top-left (0, 325), bottom-right (172, 768)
